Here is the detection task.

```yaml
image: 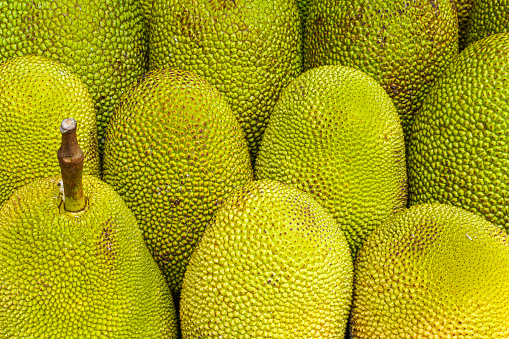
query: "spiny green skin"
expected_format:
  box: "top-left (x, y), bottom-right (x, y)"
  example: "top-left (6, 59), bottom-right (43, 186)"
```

top-left (255, 65), bottom-right (407, 257)
top-left (295, 0), bottom-right (311, 28)
top-left (0, 55), bottom-right (100, 207)
top-left (303, 0), bottom-right (458, 141)
top-left (408, 33), bottom-right (509, 231)
top-left (180, 180), bottom-right (353, 338)
top-left (352, 203), bottom-right (509, 338)
top-left (466, 0), bottom-right (509, 46)
top-left (457, 0), bottom-right (474, 50)
top-left (148, 0), bottom-right (302, 162)
top-left (0, 175), bottom-right (178, 338)
top-left (0, 0), bottom-right (146, 152)
top-left (103, 68), bottom-right (253, 295)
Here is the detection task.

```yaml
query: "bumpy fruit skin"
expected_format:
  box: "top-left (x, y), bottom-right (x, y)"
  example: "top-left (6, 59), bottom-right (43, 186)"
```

top-left (0, 175), bottom-right (178, 338)
top-left (0, 0), bottom-right (146, 150)
top-left (256, 65), bottom-right (407, 256)
top-left (148, 0), bottom-right (301, 161)
top-left (103, 68), bottom-right (253, 294)
top-left (180, 180), bottom-right (353, 338)
top-left (457, 0), bottom-right (474, 50)
top-left (466, 0), bottom-right (509, 46)
top-left (352, 203), bottom-right (509, 338)
top-left (408, 33), bottom-right (509, 231)
top-left (0, 55), bottom-right (100, 206)
top-left (303, 0), bottom-right (458, 140)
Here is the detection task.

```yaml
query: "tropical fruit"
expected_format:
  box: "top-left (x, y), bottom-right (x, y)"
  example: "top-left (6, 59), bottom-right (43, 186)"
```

top-left (255, 65), bottom-right (407, 256)
top-left (102, 68), bottom-right (253, 295)
top-left (0, 119), bottom-right (178, 338)
top-left (408, 33), bottom-right (509, 231)
top-left (0, 55), bottom-right (100, 206)
top-left (466, 0), bottom-right (509, 45)
top-left (148, 0), bottom-right (301, 161)
top-left (180, 180), bottom-right (353, 338)
top-left (303, 0), bottom-right (458, 139)
top-left (0, 0), bottom-right (146, 150)
top-left (351, 203), bottom-right (509, 338)
top-left (457, 0), bottom-right (474, 50)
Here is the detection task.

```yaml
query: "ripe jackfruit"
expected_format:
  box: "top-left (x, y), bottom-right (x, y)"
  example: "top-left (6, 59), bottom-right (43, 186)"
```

top-left (255, 65), bottom-right (407, 256)
top-left (0, 0), bottom-right (146, 150)
top-left (0, 55), bottom-right (100, 206)
top-left (352, 203), bottom-right (509, 338)
top-left (0, 119), bottom-right (178, 338)
top-left (180, 180), bottom-right (353, 338)
top-left (103, 68), bottom-right (253, 295)
top-left (148, 0), bottom-right (301, 161)
top-left (466, 0), bottom-right (509, 46)
top-left (408, 33), bottom-right (509, 231)
top-left (303, 0), bottom-right (458, 139)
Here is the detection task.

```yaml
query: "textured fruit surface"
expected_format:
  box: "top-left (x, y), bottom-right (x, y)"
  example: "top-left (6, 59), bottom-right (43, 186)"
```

top-left (408, 33), bottom-right (509, 231)
top-left (352, 203), bottom-right (509, 338)
top-left (457, 0), bottom-right (474, 50)
top-left (256, 65), bottom-right (407, 256)
top-left (180, 180), bottom-right (353, 338)
top-left (0, 175), bottom-right (178, 338)
top-left (466, 0), bottom-right (509, 46)
top-left (303, 0), bottom-right (458, 140)
top-left (103, 68), bottom-right (253, 294)
top-left (148, 0), bottom-right (301, 161)
top-left (0, 55), bottom-right (100, 206)
top-left (0, 0), bottom-right (146, 150)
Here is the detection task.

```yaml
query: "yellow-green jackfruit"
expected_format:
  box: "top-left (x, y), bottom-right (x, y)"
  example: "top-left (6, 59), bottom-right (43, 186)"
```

top-left (102, 68), bottom-right (253, 295)
top-left (256, 65), bottom-right (407, 256)
top-left (180, 180), bottom-right (353, 338)
top-left (0, 55), bottom-right (100, 206)
top-left (0, 119), bottom-right (178, 338)
top-left (466, 0), bottom-right (509, 46)
top-left (148, 0), bottom-right (302, 161)
top-left (457, 0), bottom-right (474, 50)
top-left (408, 33), bottom-right (509, 231)
top-left (0, 0), bottom-right (146, 150)
top-left (303, 0), bottom-right (458, 140)
top-left (352, 203), bottom-right (509, 338)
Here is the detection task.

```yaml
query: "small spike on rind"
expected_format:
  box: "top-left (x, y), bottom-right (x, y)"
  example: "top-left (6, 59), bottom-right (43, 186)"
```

top-left (57, 118), bottom-right (86, 213)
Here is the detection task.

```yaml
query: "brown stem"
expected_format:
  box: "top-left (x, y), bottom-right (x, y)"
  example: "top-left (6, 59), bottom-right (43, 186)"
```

top-left (57, 118), bottom-right (86, 213)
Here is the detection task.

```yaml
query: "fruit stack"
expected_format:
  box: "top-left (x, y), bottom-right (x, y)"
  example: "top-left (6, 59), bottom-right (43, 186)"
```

top-left (0, 0), bottom-right (508, 338)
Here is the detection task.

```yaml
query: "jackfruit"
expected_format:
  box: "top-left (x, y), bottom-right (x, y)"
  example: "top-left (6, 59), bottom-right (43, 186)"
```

top-left (466, 0), bottom-right (509, 46)
top-left (102, 68), bottom-right (253, 295)
top-left (457, 0), bottom-right (474, 50)
top-left (0, 55), bottom-right (100, 206)
top-left (255, 65), bottom-right (407, 256)
top-left (0, 0), bottom-right (146, 150)
top-left (351, 203), bottom-right (509, 338)
top-left (180, 180), bottom-right (353, 338)
top-left (148, 0), bottom-right (301, 161)
top-left (408, 33), bottom-right (509, 231)
top-left (303, 0), bottom-right (458, 140)
top-left (0, 118), bottom-right (178, 338)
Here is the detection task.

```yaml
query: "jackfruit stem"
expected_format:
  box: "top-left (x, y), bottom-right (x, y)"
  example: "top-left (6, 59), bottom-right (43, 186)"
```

top-left (57, 118), bottom-right (86, 213)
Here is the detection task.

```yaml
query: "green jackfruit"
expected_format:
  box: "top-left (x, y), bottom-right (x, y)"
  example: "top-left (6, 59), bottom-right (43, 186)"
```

top-left (148, 0), bottom-right (301, 161)
top-left (457, 0), bottom-right (474, 50)
top-left (352, 203), bottom-right (509, 338)
top-left (0, 55), bottom-right (100, 206)
top-left (0, 119), bottom-right (178, 338)
top-left (0, 0), bottom-right (146, 150)
top-left (466, 0), bottom-right (509, 46)
top-left (303, 0), bottom-right (458, 140)
top-left (408, 33), bottom-right (509, 231)
top-left (180, 180), bottom-right (353, 338)
top-left (103, 68), bottom-right (253, 295)
top-left (256, 65), bottom-right (407, 256)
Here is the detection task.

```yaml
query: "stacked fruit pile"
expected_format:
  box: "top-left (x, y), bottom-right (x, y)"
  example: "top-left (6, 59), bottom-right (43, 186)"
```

top-left (0, 0), bottom-right (509, 338)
